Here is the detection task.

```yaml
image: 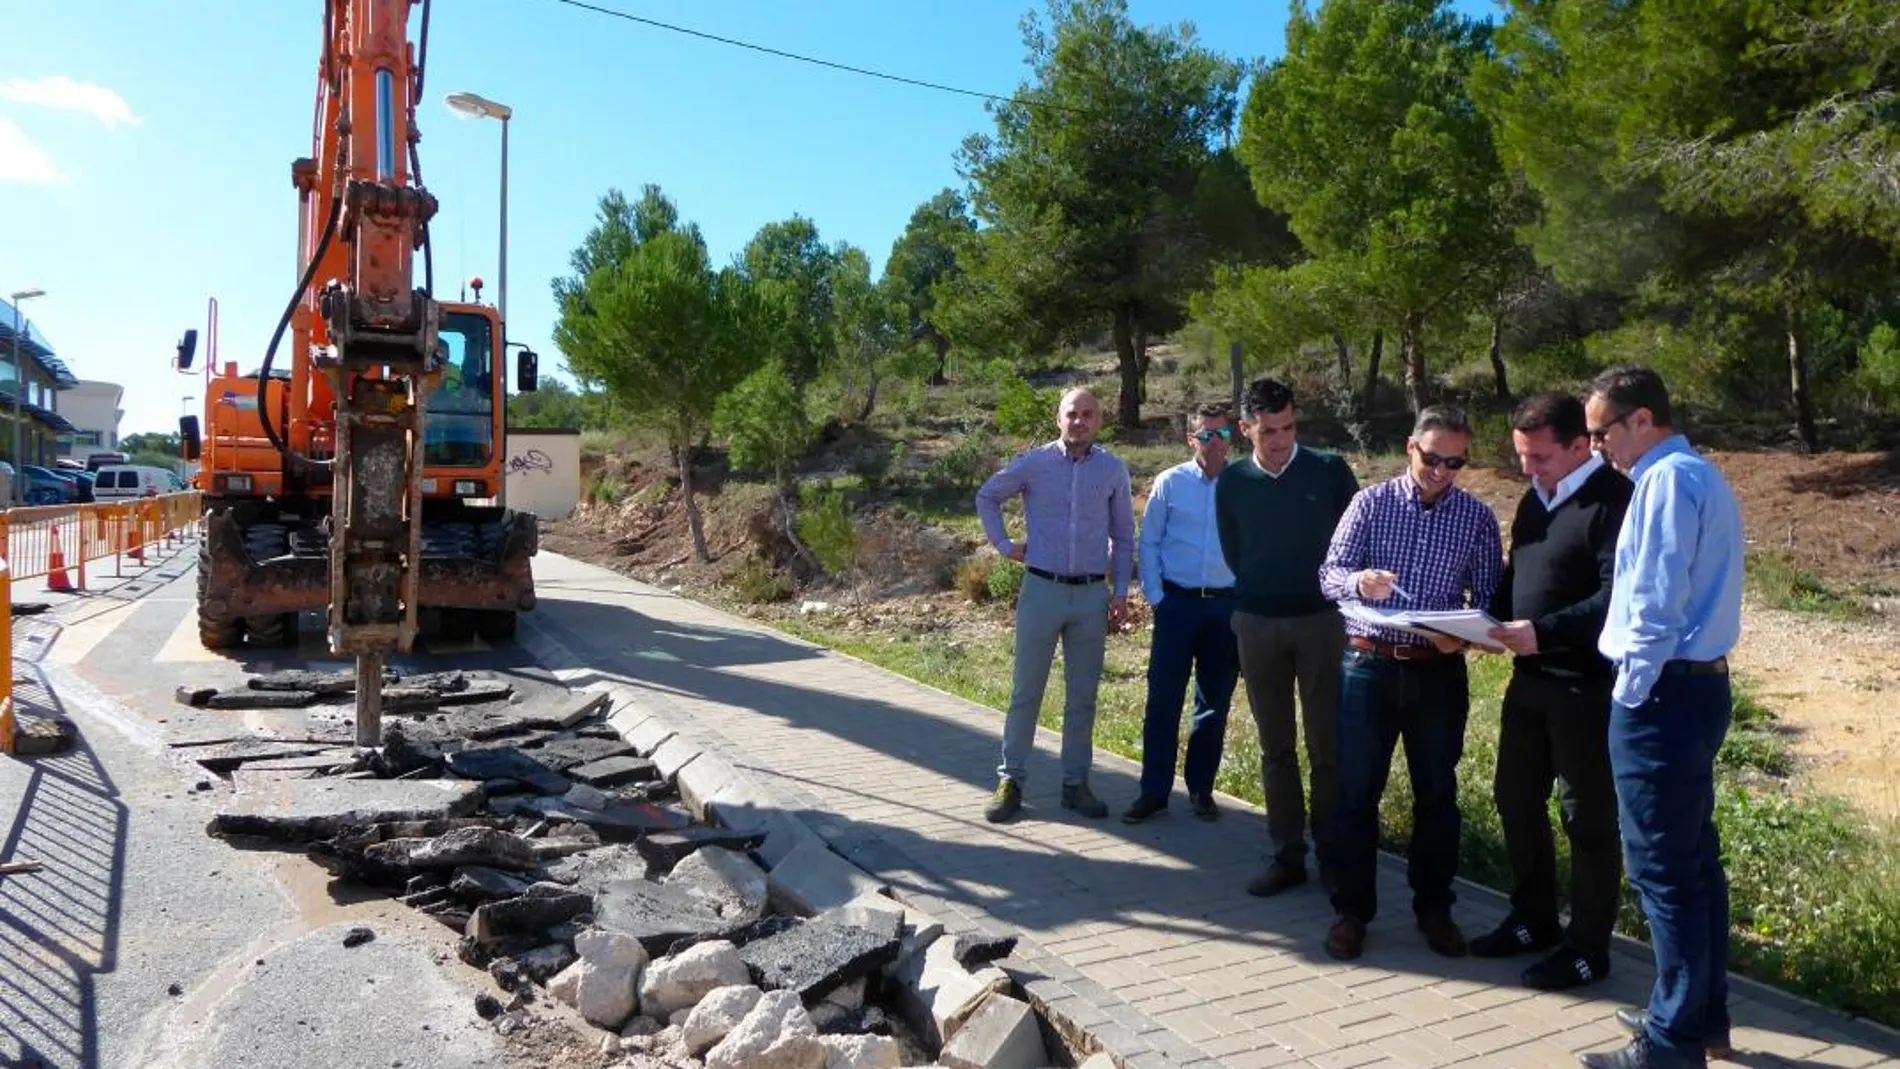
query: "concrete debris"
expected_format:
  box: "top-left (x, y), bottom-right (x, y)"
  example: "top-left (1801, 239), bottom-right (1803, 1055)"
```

top-left (540, 845), bottom-right (652, 896)
top-left (949, 932), bottom-right (1018, 970)
top-left (766, 838), bottom-right (888, 918)
top-left (209, 778), bottom-right (484, 841)
top-left (363, 825), bottom-right (539, 874)
top-left (937, 993), bottom-right (1047, 1069)
top-left (704, 989), bottom-right (826, 1069)
top-left (444, 747), bottom-right (570, 795)
top-left (818, 1032), bottom-right (903, 1069)
top-left (738, 915), bottom-right (903, 1007)
top-left (594, 878), bottom-right (734, 957)
top-left (635, 827), bottom-right (766, 871)
top-left (465, 886), bottom-right (595, 944)
top-left (547, 928), bottom-right (647, 1030)
top-left (666, 846), bottom-right (768, 924)
top-left (681, 984), bottom-right (765, 1057)
top-left (638, 939), bottom-right (751, 1019)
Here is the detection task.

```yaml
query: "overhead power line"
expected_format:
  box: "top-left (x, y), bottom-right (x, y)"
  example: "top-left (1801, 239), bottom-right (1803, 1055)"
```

top-left (532, 0), bottom-right (1085, 114)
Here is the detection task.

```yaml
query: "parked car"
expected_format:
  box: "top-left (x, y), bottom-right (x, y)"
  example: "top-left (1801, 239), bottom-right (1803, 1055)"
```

top-left (91, 464), bottom-right (182, 501)
top-left (20, 464), bottom-right (78, 505)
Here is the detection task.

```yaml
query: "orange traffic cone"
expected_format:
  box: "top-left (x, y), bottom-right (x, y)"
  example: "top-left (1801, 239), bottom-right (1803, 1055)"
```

top-left (47, 524), bottom-right (74, 592)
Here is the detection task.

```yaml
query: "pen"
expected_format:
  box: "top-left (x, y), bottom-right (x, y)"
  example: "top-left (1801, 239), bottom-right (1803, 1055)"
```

top-left (1390, 581), bottom-right (1414, 602)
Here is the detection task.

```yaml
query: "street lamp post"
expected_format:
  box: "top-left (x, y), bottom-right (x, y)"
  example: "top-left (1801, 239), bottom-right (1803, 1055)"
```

top-left (9, 288), bottom-right (46, 504)
top-left (444, 91), bottom-right (513, 330)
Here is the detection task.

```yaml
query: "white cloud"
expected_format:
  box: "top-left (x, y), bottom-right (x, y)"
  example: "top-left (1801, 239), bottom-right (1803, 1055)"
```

top-left (0, 76), bottom-right (141, 128)
top-left (0, 117), bottom-right (66, 185)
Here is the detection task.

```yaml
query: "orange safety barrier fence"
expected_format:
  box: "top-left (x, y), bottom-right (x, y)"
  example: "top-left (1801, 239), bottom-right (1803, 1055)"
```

top-left (2, 491), bottom-right (202, 754)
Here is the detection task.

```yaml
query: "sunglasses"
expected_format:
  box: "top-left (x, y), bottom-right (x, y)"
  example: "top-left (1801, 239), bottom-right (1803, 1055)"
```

top-left (1193, 427), bottom-right (1234, 443)
top-left (1587, 410), bottom-right (1632, 442)
top-left (1417, 452), bottom-right (1469, 470)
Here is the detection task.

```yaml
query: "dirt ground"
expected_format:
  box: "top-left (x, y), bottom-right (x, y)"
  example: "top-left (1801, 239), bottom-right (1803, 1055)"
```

top-left (549, 443), bottom-right (1900, 824)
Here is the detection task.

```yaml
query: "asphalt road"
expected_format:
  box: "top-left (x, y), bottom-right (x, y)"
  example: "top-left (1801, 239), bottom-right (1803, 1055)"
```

top-left (1, 540), bottom-right (572, 1069)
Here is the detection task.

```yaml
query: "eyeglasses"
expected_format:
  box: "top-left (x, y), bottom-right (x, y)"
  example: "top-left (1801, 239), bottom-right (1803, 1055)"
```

top-left (1193, 428), bottom-right (1233, 443)
top-left (1587, 410), bottom-right (1632, 442)
top-left (1418, 452), bottom-right (1469, 470)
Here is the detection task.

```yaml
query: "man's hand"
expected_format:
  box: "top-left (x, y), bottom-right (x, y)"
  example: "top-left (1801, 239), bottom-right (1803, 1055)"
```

top-left (1488, 620), bottom-right (1538, 655)
top-left (1008, 544), bottom-right (1027, 563)
top-left (1428, 633), bottom-right (1465, 655)
top-left (1108, 596), bottom-right (1130, 631)
top-left (1356, 569), bottom-right (1398, 600)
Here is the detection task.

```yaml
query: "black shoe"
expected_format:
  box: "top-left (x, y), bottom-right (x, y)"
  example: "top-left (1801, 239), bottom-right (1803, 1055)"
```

top-left (1580, 1033), bottom-right (1707, 1069)
top-left (1416, 910), bottom-right (1468, 958)
top-left (1523, 947), bottom-right (1609, 991)
top-left (1188, 792), bottom-right (1218, 821)
top-left (1246, 861), bottom-right (1307, 897)
top-left (1470, 917), bottom-right (1561, 958)
top-left (1615, 1008), bottom-right (1732, 1060)
top-left (985, 780), bottom-right (1023, 823)
top-left (1121, 794), bottom-right (1166, 824)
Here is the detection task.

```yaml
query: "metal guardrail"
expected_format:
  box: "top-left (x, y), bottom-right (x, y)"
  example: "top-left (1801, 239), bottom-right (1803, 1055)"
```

top-left (1, 491), bottom-right (203, 754)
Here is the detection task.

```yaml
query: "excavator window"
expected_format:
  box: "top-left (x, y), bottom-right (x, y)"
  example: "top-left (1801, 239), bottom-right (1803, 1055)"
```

top-left (425, 311), bottom-right (495, 467)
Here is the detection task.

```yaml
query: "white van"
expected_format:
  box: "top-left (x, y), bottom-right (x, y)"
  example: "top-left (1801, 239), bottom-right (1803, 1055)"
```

top-left (91, 465), bottom-right (182, 501)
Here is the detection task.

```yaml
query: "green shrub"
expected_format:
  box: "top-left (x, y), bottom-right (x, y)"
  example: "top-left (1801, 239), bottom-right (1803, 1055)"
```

top-left (716, 359), bottom-right (815, 484)
top-left (925, 432), bottom-right (1001, 494)
top-left (798, 484), bottom-right (859, 578)
top-left (986, 557), bottom-right (1025, 603)
top-left (586, 473), bottom-right (623, 506)
top-left (728, 556), bottom-right (793, 603)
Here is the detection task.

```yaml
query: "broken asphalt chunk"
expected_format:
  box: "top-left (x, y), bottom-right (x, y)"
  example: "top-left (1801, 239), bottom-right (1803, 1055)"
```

top-left (522, 734), bottom-right (639, 773)
top-left (593, 878), bottom-right (733, 957)
top-left (205, 689), bottom-right (318, 710)
top-left (209, 778), bottom-right (484, 841)
top-left (568, 754), bottom-right (658, 788)
top-left (445, 747), bottom-right (570, 795)
top-left (635, 828), bottom-right (767, 871)
top-left (465, 887), bottom-right (594, 944)
top-left (737, 915), bottom-right (902, 1006)
top-left (249, 668), bottom-right (393, 695)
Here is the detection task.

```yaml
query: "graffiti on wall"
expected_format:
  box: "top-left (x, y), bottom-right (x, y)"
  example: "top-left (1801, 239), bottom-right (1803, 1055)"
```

top-left (504, 448), bottom-right (554, 477)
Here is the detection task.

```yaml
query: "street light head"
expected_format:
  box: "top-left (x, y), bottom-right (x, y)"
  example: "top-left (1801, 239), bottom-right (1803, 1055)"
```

top-left (9, 288), bottom-right (45, 302)
top-left (446, 91), bottom-right (511, 121)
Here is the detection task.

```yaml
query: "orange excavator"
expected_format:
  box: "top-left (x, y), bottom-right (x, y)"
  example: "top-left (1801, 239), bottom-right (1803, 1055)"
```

top-left (174, 0), bottom-right (539, 745)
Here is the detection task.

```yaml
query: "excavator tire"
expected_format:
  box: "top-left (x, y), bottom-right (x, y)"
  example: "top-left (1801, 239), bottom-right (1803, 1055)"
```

top-left (474, 609), bottom-right (517, 642)
top-left (196, 535), bottom-right (244, 650)
top-left (242, 524), bottom-right (298, 648)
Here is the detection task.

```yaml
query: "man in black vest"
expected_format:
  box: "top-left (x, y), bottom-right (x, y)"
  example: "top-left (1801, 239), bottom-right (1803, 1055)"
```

top-left (1477, 392), bottom-right (1632, 991)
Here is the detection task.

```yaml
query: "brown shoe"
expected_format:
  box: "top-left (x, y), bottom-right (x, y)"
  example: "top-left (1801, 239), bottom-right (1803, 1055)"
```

top-left (1325, 913), bottom-right (1366, 960)
top-left (1246, 861), bottom-right (1308, 897)
top-left (1417, 911), bottom-right (1468, 957)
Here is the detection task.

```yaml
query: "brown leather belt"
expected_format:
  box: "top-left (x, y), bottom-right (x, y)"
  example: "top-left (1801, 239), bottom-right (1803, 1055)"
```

top-left (1348, 635), bottom-right (1453, 661)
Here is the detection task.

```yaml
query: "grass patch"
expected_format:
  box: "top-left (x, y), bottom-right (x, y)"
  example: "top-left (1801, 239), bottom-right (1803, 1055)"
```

top-left (1747, 549), bottom-right (1869, 618)
top-left (763, 615), bottom-right (1900, 1028)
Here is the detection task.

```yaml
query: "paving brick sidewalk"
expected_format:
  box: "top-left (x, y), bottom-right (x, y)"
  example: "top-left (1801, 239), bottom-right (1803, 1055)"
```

top-left (525, 551), bottom-right (1899, 1069)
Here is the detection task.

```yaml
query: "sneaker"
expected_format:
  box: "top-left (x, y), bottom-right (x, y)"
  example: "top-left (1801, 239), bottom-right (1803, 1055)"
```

top-left (1060, 782), bottom-right (1108, 818)
top-left (985, 780), bottom-right (1023, 823)
top-left (1522, 947), bottom-right (1609, 991)
top-left (1615, 1007), bottom-right (1732, 1060)
top-left (1470, 917), bottom-right (1561, 959)
top-left (1121, 794), bottom-right (1166, 824)
top-left (1189, 792), bottom-right (1219, 820)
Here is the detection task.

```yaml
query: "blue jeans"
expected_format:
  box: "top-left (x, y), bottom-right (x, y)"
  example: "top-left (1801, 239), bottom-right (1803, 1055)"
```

top-left (1331, 647), bottom-right (1469, 922)
top-left (1137, 592), bottom-right (1239, 800)
top-left (1611, 667), bottom-right (1732, 1063)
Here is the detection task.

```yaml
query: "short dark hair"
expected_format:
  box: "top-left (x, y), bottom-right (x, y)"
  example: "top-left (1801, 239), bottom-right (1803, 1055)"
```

top-left (1190, 402), bottom-right (1231, 428)
top-left (1511, 392), bottom-right (1587, 443)
top-left (1241, 378), bottom-right (1295, 418)
top-left (1589, 365), bottom-right (1674, 427)
top-left (1412, 403), bottom-right (1471, 439)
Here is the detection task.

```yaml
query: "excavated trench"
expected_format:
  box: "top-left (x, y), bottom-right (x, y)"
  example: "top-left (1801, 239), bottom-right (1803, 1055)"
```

top-left (179, 669), bottom-right (1081, 1068)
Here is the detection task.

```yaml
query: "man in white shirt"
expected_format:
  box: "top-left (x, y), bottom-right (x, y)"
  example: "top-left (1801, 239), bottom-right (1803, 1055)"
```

top-left (1123, 403), bottom-right (1241, 823)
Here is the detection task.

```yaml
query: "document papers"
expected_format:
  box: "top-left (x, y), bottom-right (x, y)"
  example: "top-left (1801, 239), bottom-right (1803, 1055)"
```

top-left (1337, 601), bottom-right (1507, 652)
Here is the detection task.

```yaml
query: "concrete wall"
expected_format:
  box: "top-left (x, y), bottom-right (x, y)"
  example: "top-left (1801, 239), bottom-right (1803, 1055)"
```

top-left (58, 380), bottom-right (125, 461)
top-left (503, 428), bottom-right (582, 520)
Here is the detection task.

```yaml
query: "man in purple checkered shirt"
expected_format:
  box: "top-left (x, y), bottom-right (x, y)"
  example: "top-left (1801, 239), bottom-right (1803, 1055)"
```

top-left (1315, 404), bottom-right (1503, 963)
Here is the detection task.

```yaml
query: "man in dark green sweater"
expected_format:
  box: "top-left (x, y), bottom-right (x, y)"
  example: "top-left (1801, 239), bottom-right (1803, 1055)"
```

top-left (1216, 378), bottom-right (1361, 897)
top-left (1477, 392), bottom-right (1633, 992)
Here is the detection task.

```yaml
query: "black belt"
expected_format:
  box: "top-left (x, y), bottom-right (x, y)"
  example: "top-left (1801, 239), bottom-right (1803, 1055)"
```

top-left (1163, 580), bottom-right (1237, 599)
top-left (1661, 657), bottom-right (1728, 677)
top-left (1027, 566), bottom-right (1105, 586)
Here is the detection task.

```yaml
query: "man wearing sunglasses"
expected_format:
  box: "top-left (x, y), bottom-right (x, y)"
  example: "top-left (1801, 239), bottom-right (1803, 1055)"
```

top-left (1317, 404), bottom-right (1502, 962)
top-left (1211, 378), bottom-right (1360, 895)
top-left (1578, 366), bottom-right (1743, 1069)
top-left (1473, 393), bottom-right (1632, 993)
top-left (1123, 403), bottom-right (1243, 824)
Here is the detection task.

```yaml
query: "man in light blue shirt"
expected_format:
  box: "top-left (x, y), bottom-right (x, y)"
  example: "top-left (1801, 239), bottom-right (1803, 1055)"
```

top-left (1581, 365), bottom-right (1744, 1069)
top-left (1123, 403), bottom-right (1241, 824)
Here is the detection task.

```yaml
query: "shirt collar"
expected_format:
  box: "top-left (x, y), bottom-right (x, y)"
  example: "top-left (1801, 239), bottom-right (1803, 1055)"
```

top-left (1536, 453), bottom-right (1604, 510)
top-left (1401, 471), bottom-right (1461, 509)
top-left (1628, 434), bottom-right (1692, 483)
top-left (1048, 438), bottom-right (1097, 461)
top-left (1256, 442), bottom-right (1300, 478)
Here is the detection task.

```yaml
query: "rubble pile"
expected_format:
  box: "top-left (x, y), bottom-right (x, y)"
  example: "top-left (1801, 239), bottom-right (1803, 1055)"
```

top-left (189, 673), bottom-right (1060, 1069)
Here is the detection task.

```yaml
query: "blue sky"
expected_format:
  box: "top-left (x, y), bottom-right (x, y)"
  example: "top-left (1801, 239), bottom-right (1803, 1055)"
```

top-left (1, 0), bottom-right (1497, 437)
